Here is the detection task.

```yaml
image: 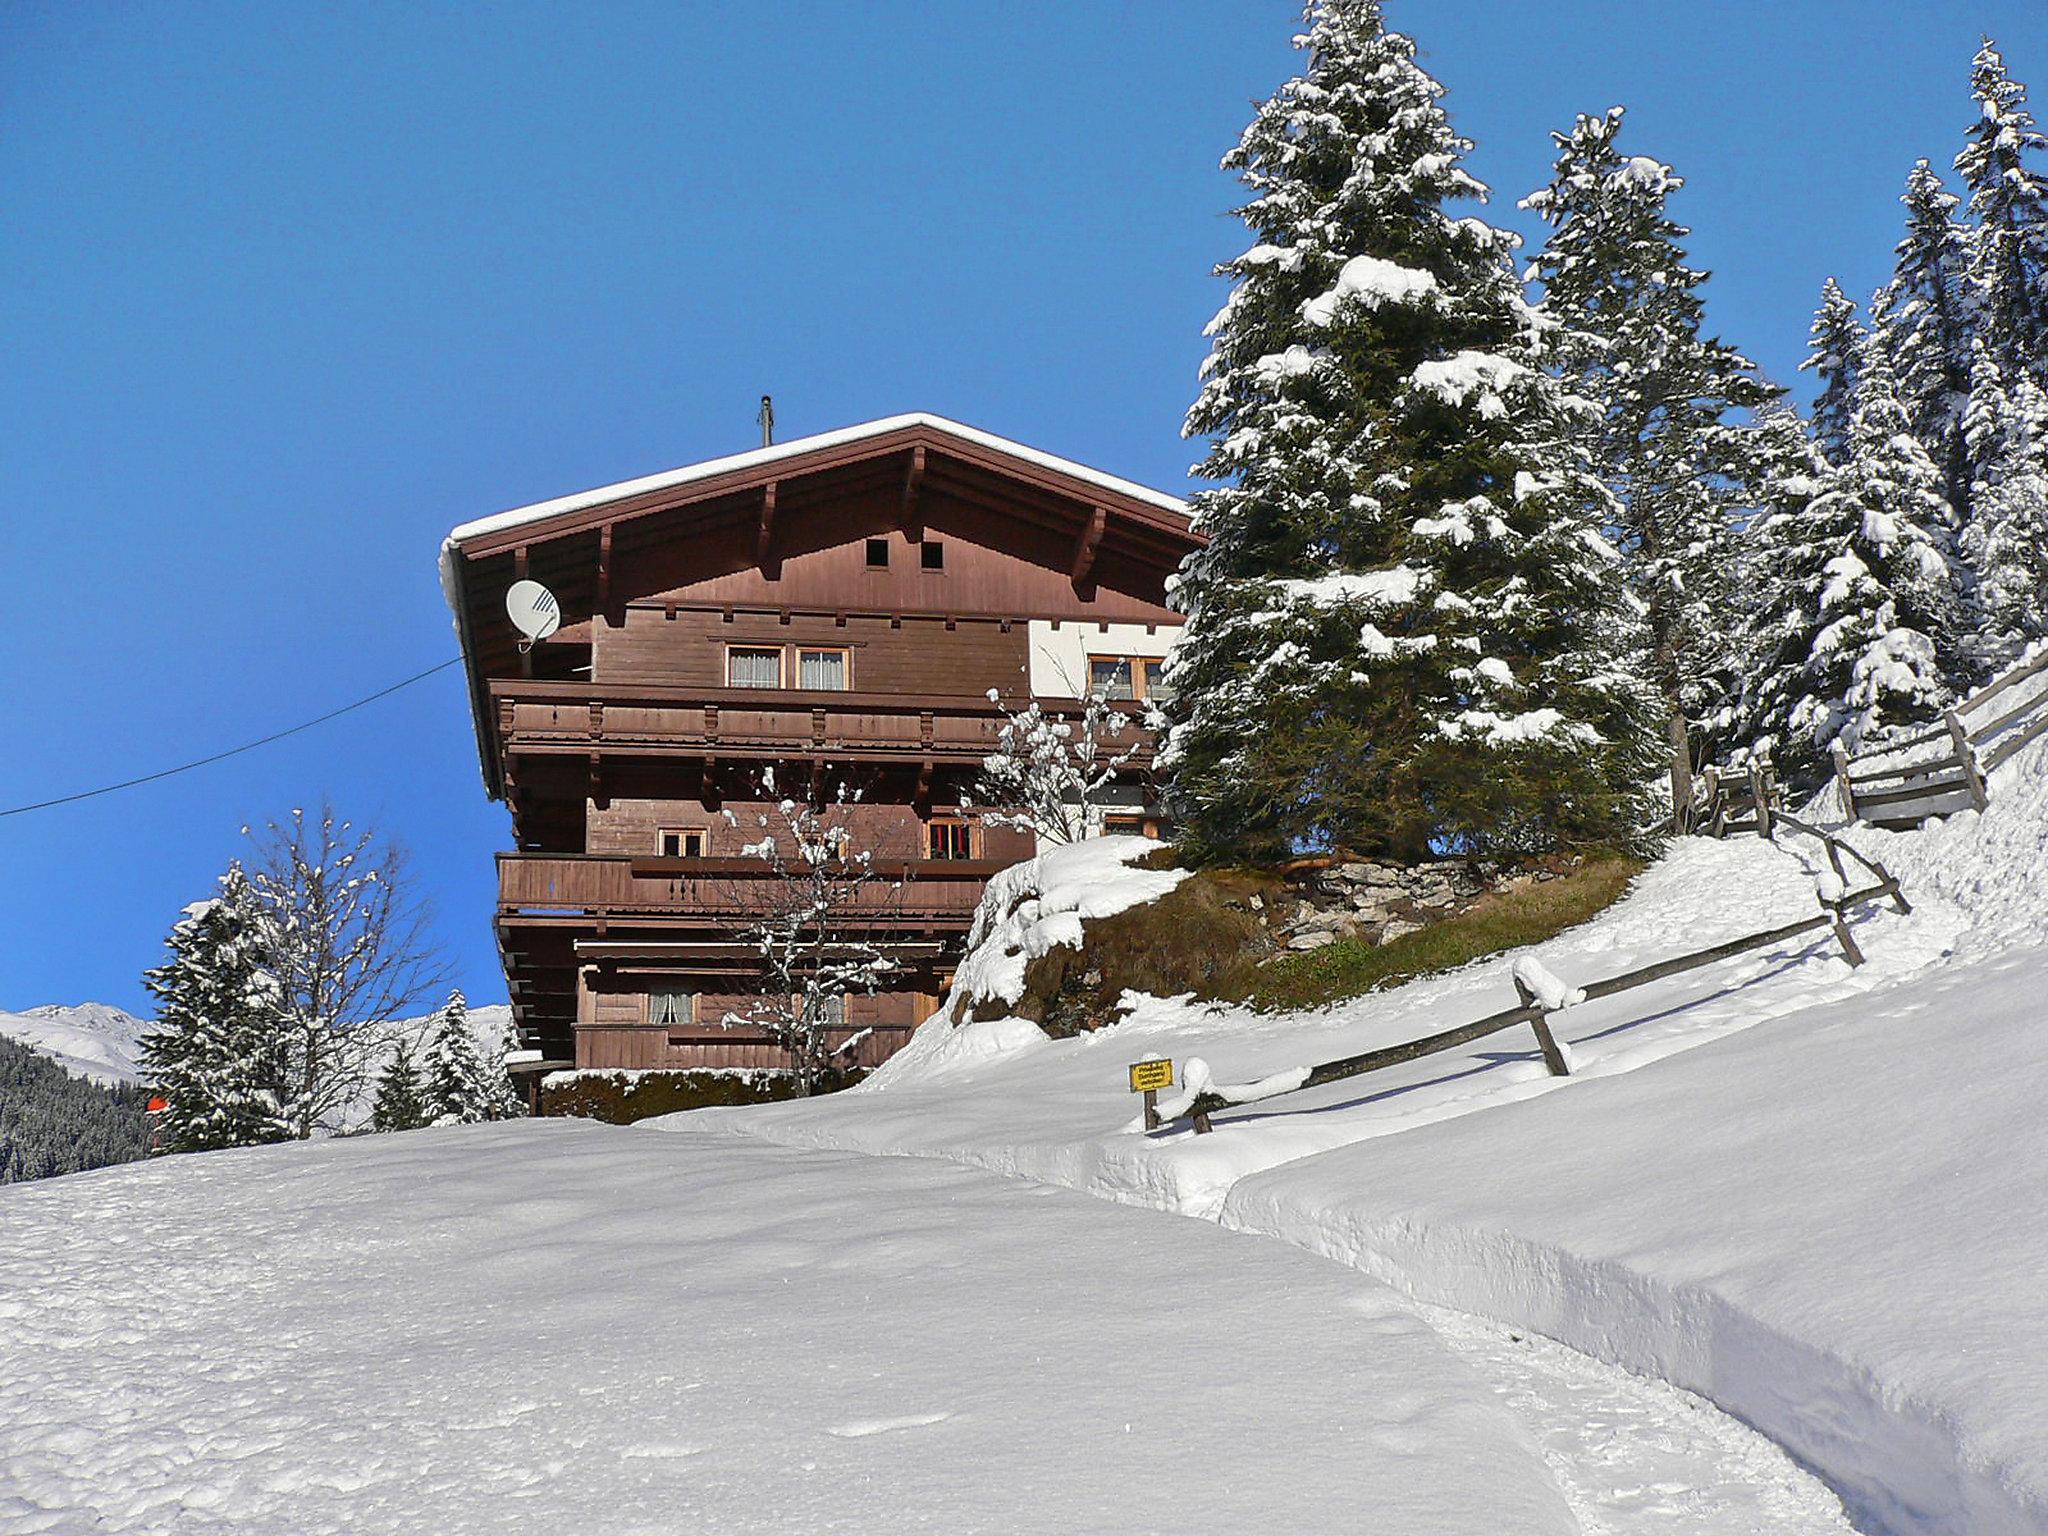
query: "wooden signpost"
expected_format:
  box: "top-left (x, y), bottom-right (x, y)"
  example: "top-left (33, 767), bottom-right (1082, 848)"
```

top-left (1129, 1058), bottom-right (1173, 1130)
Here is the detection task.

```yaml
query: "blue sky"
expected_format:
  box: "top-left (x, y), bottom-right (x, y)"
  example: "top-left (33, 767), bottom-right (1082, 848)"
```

top-left (3, 0), bottom-right (2039, 1015)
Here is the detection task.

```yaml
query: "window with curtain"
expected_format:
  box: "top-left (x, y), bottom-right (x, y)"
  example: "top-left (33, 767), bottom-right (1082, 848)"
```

top-left (648, 989), bottom-right (694, 1027)
top-left (928, 819), bottom-right (973, 860)
top-left (798, 648), bottom-right (848, 690)
top-left (726, 645), bottom-right (782, 688)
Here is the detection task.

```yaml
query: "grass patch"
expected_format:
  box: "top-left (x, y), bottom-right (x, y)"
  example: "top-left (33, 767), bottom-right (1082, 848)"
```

top-left (1229, 854), bottom-right (1646, 1013)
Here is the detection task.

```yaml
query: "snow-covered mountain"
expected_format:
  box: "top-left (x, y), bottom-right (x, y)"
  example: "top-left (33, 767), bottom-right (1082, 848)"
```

top-left (0, 1000), bottom-right (513, 1093)
top-left (0, 1003), bottom-right (151, 1086)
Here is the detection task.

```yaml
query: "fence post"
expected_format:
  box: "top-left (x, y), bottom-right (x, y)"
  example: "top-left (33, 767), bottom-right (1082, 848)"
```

top-left (1512, 978), bottom-right (1572, 1077)
top-left (1822, 894), bottom-right (1866, 967)
top-left (1945, 709), bottom-right (1990, 812)
top-left (1749, 760), bottom-right (1775, 841)
top-left (1191, 1107), bottom-right (1214, 1135)
top-left (1832, 744), bottom-right (1859, 822)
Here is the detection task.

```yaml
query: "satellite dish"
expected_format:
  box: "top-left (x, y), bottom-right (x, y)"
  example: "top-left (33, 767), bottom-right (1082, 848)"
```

top-left (505, 580), bottom-right (561, 652)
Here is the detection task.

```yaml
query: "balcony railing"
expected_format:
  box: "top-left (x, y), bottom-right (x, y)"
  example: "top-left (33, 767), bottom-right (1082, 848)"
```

top-left (489, 681), bottom-right (1153, 764)
top-left (496, 852), bottom-right (999, 924)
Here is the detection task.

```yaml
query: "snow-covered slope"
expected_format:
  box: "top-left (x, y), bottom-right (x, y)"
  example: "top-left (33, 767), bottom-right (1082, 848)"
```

top-left (0, 1003), bottom-right (150, 1085)
top-left (662, 735), bottom-right (2048, 1534)
top-left (0, 1121), bottom-right (1579, 1536)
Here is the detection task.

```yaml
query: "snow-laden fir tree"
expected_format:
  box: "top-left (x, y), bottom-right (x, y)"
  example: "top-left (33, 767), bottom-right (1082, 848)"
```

top-left (139, 864), bottom-right (292, 1153)
top-left (1166, 0), bottom-right (1659, 864)
top-left (1779, 340), bottom-right (1964, 761)
top-left (1521, 105), bottom-right (1776, 823)
top-left (1955, 38), bottom-right (2048, 384)
top-left (1802, 279), bottom-right (1867, 469)
top-left (1713, 404), bottom-right (1835, 770)
top-left (1870, 161), bottom-right (1978, 519)
top-left (424, 989), bottom-right (500, 1126)
top-left (371, 1037), bottom-right (431, 1133)
top-left (1959, 337), bottom-right (2048, 658)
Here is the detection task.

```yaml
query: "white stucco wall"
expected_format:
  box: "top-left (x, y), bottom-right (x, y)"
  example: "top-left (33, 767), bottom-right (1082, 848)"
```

top-left (1026, 619), bottom-right (1179, 700)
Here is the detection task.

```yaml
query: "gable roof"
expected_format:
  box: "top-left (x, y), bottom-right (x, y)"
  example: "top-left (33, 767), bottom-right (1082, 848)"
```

top-left (439, 411), bottom-right (1187, 609)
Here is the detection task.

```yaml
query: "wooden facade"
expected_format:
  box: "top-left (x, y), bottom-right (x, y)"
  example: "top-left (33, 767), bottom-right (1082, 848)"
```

top-left (443, 414), bottom-right (1198, 1079)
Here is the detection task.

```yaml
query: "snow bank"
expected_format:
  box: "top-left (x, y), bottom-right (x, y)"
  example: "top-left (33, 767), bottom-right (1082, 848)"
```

top-left (921, 834), bottom-right (1189, 1022)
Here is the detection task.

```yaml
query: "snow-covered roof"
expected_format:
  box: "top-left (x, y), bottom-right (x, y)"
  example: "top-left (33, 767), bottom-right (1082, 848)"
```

top-left (442, 411), bottom-right (1186, 567)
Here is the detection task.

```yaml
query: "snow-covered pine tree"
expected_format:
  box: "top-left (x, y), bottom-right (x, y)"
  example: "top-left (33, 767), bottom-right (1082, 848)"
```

top-left (1522, 106), bottom-right (1776, 823)
top-left (1959, 337), bottom-right (2048, 660)
top-left (1166, 0), bottom-right (1658, 864)
top-left (1714, 405), bottom-right (1834, 772)
top-left (1870, 161), bottom-right (1978, 520)
top-left (371, 1038), bottom-right (431, 1132)
top-left (1781, 340), bottom-right (1964, 760)
top-left (1802, 278), bottom-right (1866, 469)
top-left (424, 989), bottom-right (498, 1125)
top-left (1955, 38), bottom-right (2048, 385)
top-left (139, 864), bottom-right (291, 1153)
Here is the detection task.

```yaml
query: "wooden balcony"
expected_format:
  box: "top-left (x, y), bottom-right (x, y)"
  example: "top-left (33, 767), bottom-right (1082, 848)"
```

top-left (496, 851), bottom-right (1000, 927)
top-left (488, 680), bottom-right (1153, 766)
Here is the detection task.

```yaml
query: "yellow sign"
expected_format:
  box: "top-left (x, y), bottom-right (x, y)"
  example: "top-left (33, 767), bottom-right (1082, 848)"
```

top-left (1128, 1059), bottom-right (1174, 1093)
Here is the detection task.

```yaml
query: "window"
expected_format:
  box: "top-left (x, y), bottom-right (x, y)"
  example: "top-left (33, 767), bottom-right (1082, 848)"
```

top-left (648, 989), bottom-right (696, 1027)
top-left (806, 992), bottom-right (848, 1027)
top-left (658, 828), bottom-right (705, 858)
top-left (797, 647), bottom-right (849, 690)
top-left (865, 538), bottom-right (890, 569)
top-left (928, 818), bottom-right (973, 860)
top-left (1090, 654), bottom-right (1171, 702)
top-left (726, 644), bottom-right (783, 688)
top-left (1103, 814), bottom-right (1162, 838)
top-left (920, 538), bottom-right (945, 571)
top-left (1089, 655), bottom-right (1137, 700)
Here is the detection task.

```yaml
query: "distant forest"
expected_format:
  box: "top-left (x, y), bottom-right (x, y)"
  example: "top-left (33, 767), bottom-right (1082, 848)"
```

top-left (0, 1036), bottom-right (152, 1184)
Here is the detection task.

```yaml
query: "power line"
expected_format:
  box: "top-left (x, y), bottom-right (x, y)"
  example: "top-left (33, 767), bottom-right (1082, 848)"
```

top-left (0, 658), bottom-right (463, 819)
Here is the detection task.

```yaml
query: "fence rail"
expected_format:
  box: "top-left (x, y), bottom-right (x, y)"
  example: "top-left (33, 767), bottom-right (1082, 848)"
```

top-left (1831, 647), bottom-right (2048, 829)
top-left (1139, 817), bottom-right (1907, 1136)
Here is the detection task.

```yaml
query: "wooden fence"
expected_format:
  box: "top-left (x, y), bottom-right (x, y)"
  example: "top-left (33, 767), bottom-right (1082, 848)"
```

top-left (1142, 817), bottom-right (1908, 1136)
top-left (1832, 647), bottom-right (2048, 830)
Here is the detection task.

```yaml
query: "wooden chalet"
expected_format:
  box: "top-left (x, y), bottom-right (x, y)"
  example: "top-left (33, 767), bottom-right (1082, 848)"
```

top-left (441, 413), bottom-right (1199, 1083)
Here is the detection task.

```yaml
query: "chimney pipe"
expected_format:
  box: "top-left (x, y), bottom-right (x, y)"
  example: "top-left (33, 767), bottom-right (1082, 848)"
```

top-left (758, 394), bottom-right (775, 448)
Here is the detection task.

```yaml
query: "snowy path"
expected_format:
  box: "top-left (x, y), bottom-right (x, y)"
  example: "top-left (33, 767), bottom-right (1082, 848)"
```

top-left (0, 1119), bottom-right (1579, 1536)
top-left (1410, 1303), bottom-right (1859, 1536)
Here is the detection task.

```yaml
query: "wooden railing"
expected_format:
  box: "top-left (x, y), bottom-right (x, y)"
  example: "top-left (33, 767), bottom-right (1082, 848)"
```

top-left (1694, 761), bottom-right (1781, 839)
top-left (490, 681), bottom-right (1154, 764)
top-left (1143, 817), bottom-right (1908, 1135)
top-left (1831, 646), bottom-right (2048, 829)
top-left (497, 852), bottom-right (995, 923)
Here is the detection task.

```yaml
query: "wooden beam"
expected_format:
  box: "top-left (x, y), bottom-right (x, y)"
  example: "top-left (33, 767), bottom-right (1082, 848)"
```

top-left (755, 482), bottom-right (780, 579)
top-left (596, 523), bottom-right (613, 613)
top-left (901, 445), bottom-right (926, 542)
top-left (1071, 505), bottom-right (1107, 590)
